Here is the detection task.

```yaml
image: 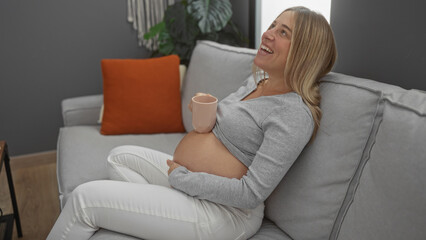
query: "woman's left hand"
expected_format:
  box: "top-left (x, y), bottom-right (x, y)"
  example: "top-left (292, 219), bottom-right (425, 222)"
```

top-left (167, 159), bottom-right (181, 175)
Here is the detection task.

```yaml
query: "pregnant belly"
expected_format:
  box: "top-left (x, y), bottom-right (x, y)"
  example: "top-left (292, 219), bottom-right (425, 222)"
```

top-left (173, 131), bottom-right (248, 179)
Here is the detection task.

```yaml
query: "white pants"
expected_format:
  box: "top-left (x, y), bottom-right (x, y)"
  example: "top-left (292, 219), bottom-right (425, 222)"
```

top-left (48, 145), bottom-right (264, 240)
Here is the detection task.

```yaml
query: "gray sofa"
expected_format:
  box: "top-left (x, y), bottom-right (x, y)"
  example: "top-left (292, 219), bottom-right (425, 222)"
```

top-left (56, 40), bottom-right (426, 239)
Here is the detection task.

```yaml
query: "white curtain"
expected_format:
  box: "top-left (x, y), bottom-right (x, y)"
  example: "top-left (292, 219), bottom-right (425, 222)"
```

top-left (127, 0), bottom-right (175, 51)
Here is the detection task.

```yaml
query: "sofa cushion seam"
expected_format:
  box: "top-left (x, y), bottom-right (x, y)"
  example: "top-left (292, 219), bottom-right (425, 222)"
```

top-left (329, 94), bottom-right (385, 240)
top-left (321, 79), bottom-right (384, 96)
top-left (382, 95), bottom-right (426, 116)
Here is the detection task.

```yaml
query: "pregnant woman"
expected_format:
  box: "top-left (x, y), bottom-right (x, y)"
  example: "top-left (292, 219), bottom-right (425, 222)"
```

top-left (48, 6), bottom-right (337, 240)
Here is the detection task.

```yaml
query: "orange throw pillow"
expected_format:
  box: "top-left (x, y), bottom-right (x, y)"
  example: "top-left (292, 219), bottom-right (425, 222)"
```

top-left (100, 55), bottom-right (185, 135)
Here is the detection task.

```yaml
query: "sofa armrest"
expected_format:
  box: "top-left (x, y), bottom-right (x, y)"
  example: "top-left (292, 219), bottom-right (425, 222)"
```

top-left (62, 94), bottom-right (103, 126)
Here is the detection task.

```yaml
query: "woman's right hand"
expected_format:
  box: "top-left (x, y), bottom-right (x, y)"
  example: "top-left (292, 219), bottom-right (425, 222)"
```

top-left (188, 92), bottom-right (213, 112)
top-left (166, 159), bottom-right (181, 175)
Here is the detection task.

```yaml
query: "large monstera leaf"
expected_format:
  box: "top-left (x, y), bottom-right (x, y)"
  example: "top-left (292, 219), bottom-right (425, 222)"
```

top-left (187, 0), bottom-right (232, 34)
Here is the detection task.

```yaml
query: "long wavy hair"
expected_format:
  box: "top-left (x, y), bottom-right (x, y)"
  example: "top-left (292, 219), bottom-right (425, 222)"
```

top-left (254, 6), bottom-right (337, 142)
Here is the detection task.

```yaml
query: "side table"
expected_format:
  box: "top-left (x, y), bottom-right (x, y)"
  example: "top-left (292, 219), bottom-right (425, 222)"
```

top-left (0, 141), bottom-right (23, 239)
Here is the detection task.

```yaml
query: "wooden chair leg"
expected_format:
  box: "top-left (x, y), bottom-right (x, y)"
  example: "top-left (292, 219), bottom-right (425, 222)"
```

top-left (1, 141), bottom-right (23, 238)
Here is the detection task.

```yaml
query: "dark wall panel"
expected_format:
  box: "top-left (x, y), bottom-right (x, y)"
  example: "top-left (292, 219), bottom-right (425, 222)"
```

top-left (230, 0), bottom-right (250, 46)
top-left (0, 0), bottom-right (150, 155)
top-left (330, 0), bottom-right (426, 90)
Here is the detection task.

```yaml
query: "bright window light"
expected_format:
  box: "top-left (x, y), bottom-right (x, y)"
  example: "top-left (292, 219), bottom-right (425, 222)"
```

top-left (255, 0), bottom-right (332, 48)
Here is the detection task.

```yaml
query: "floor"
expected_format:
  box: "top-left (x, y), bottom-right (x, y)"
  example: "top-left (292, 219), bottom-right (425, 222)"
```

top-left (0, 151), bottom-right (59, 240)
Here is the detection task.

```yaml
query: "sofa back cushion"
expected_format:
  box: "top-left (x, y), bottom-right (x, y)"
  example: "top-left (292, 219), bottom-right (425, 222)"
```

top-left (336, 88), bottom-right (426, 239)
top-left (265, 73), bottom-right (385, 239)
top-left (181, 41), bottom-right (257, 131)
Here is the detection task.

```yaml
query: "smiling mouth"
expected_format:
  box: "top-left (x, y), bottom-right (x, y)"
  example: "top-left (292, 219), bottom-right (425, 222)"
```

top-left (260, 44), bottom-right (274, 54)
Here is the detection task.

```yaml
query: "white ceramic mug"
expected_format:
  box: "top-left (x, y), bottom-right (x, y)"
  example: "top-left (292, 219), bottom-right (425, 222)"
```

top-left (191, 95), bottom-right (218, 133)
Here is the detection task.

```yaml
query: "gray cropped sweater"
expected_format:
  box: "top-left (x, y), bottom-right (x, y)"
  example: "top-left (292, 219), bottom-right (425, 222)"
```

top-left (169, 78), bottom-right (314, 209)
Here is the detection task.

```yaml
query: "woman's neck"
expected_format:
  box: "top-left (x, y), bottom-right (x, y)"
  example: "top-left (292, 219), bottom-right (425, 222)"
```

top-left (261, 75), bottom-right (292, 95)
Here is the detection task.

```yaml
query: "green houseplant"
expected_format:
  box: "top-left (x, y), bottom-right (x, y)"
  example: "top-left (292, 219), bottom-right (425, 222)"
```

top-left (144, 0), bottom-right (248, 65)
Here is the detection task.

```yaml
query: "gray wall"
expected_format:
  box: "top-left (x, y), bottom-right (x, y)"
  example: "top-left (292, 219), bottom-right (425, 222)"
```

top-left (0, 0), bottom-right (150, 155)
top-left (0, 0), bottom-right (250, 156)
top-left (230, 0), bottom-right (250, 42)
top-left (330, 0), bottom-right (426, 91)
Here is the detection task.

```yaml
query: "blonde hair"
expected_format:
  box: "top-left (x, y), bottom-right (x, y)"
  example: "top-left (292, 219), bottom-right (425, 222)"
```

top-left (254, 6), bottom-right (337, 142)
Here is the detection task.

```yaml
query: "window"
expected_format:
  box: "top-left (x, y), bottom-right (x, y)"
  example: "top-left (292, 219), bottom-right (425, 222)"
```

top-left (255, 0), bottom-right (331, 48)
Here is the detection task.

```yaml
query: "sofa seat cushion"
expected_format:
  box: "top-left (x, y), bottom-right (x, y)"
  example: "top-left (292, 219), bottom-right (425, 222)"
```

top-left (57, 125), bottom-right (185, 208)
top-left (89, 229), bottom-right (140, 240)
top-left (88, 218), bottom-right (290, 240)
top-left (337, 88), bottom-right (426, 239)
top-left (249, 218), bottom-right (292, 240)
